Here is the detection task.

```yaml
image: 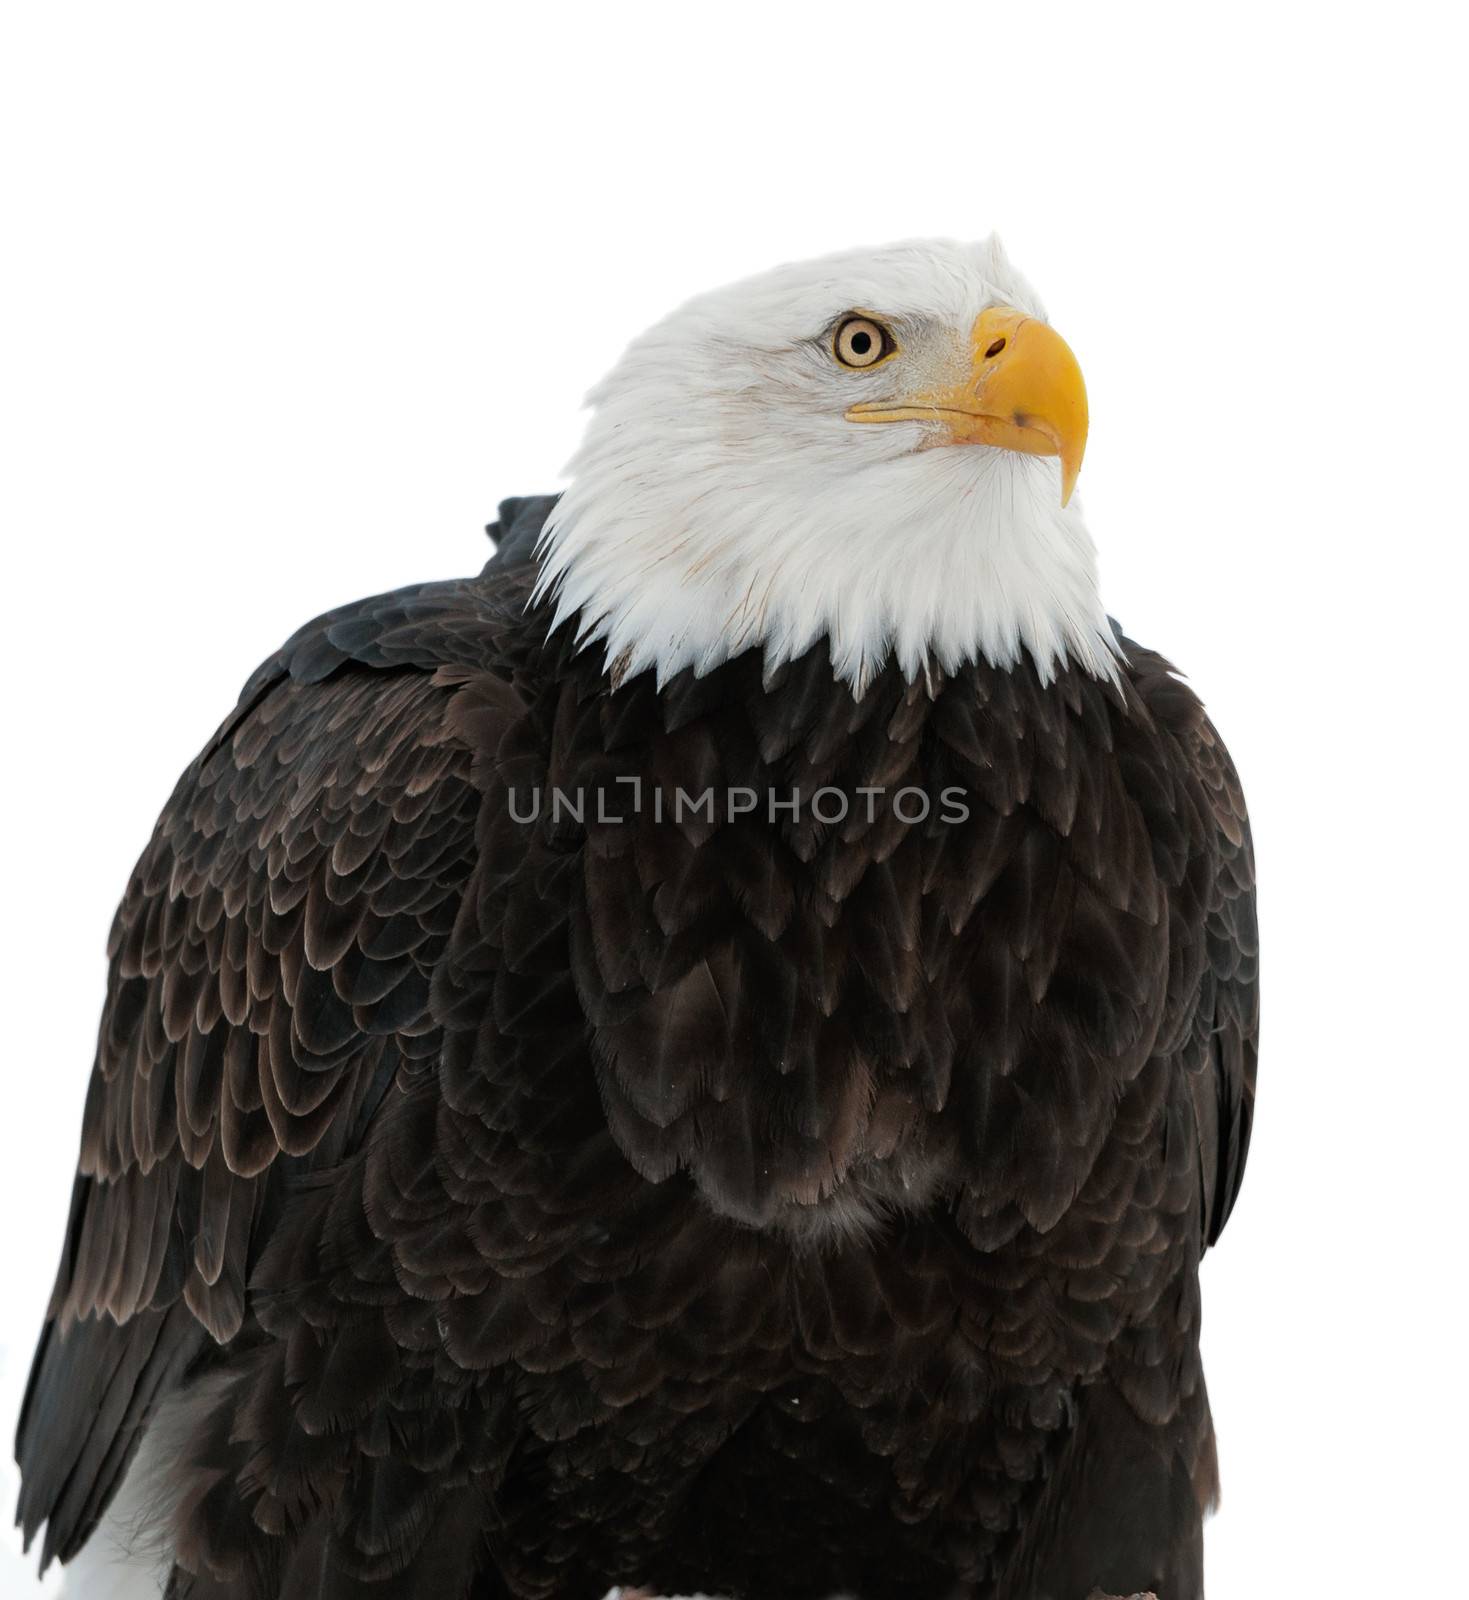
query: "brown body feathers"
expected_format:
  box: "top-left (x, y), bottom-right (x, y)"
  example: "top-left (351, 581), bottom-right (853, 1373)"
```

top-left (16, 497), bottom-right (1257, 1599)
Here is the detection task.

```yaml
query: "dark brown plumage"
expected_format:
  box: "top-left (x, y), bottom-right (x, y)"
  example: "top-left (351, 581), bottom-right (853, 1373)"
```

top-left (16, 495), bottom-right (1256, 1599)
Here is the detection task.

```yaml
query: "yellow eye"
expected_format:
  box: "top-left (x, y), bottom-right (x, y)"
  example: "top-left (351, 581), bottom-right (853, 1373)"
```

top-left (833, 315), bottom-right (892, 369)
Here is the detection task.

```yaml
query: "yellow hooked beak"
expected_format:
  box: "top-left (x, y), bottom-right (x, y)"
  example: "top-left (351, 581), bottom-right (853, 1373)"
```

top-left (845, 307), bottom-right (1089, 506)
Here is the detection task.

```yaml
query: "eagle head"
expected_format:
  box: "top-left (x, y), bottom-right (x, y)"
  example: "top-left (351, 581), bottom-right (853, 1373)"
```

top-left (536, 236), bottom-right (1118, 693)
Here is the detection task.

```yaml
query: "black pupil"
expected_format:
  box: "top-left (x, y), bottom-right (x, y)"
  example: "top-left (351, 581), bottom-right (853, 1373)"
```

top-left (849, 329), bottom-right (872, 356)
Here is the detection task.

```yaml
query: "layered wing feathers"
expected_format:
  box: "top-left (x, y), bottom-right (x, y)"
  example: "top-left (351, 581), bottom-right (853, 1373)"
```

top-left (16, 553), bottom-right (535, 1568)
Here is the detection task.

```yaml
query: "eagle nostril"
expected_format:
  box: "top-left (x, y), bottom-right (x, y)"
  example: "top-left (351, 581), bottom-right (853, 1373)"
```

top-left (984, 338), bottom-right (1007, 359)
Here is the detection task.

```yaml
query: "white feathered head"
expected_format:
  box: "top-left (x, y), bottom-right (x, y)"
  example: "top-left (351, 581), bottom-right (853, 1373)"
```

top-left (537, 237), bottom-right (1117, 692)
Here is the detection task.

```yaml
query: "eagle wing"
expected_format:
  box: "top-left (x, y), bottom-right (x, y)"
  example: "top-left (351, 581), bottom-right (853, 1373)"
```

top-left (1189, 706), bottom-right (1258, 1247)
top-left (1125, 636), bottom-right (1259, 1249)
top-left (15, 516), bottom-right (540, 1569)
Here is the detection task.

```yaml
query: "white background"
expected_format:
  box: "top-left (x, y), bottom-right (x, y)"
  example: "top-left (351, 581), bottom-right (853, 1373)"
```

top-left (1, 3), bottom-right (1465, 1594)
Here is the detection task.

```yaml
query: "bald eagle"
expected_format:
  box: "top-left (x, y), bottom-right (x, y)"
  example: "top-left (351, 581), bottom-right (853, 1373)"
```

top-left (15, 238), bottom-right (1257, 1600)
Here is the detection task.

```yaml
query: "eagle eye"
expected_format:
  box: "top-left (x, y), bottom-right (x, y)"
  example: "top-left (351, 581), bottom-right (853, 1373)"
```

top-left (833, 315), bottom-right (893, 370)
